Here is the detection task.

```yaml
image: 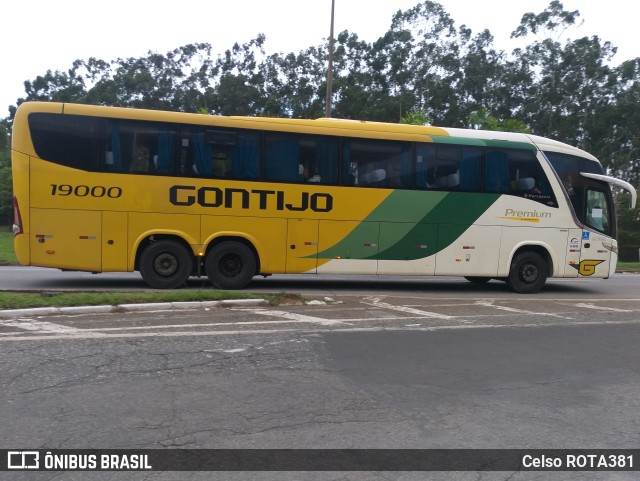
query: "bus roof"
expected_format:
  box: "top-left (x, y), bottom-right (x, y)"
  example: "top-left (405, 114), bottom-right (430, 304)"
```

top-left (443, 126), bottom-right (599, 162)
top-left (14, 102), bottom-right (599, 163)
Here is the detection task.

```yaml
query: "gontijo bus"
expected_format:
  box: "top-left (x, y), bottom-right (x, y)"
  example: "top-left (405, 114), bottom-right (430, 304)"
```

top-left (11, 102), bottom-right (637, 293)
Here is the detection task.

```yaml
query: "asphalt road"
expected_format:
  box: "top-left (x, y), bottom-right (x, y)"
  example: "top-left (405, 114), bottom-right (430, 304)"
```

top-left (1, 265), bottom-right (639, 298)
top-left (1, 269), bottom-right (639, 481)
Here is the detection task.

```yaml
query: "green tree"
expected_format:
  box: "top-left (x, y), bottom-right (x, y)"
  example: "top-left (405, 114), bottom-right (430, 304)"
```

top-left (468, 108), bottom-right (530, 133)
top-left (0, 119), bottom-right (12, 226)
top-left (511, 1), bottom-right (617, 152)
top-left (400, 108), bottom-right (431, 125)
top-left (616, 198), bottom-right (640, 261)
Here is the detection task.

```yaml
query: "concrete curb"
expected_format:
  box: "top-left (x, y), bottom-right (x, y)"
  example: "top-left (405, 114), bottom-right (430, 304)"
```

top-left (0, 299), bottom-right (268, 320)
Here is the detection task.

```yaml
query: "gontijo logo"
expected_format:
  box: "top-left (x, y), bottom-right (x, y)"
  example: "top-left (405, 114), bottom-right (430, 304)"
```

top-left (169, 185), bottom-right (334, 212)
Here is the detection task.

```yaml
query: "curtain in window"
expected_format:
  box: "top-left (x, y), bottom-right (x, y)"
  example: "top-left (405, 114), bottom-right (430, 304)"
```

top-left (315, 140), bottom-right (338, 183)
top-left (193, 133), bottom-right (212, 176)
top-left (400, 144), bottom-right (412, 188)
top-left (459, 148), bottom-right (481, 191)
top-left (232, 135), bottom-right (260, 179)
top-left (342, 142), bottom-right (353, 185)
top-left (414, 144), bottom-right (431, 188)
top-left (485, 150), bottom-right (510, 193)
top-left (265, 137), bottom-right (299, 181)
top-left (156, 129), bottom-right (175, 174)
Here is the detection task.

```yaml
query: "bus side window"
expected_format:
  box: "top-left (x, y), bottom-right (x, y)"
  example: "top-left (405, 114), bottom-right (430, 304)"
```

top-left (130, 145), bottom-right (151, 173)
top-left (459, 148), bottom-right (481, 191)
top-left (28, 113), bottom-right (103, 172)
top-left (484, 150), bottom-right (511, 193)
top-left (153, 128), bottom-right (177, 175)
top-left (414, 144), bottom-right (435, 189)
top-left (505, 149), bottom-right (558, 207)
top-left (426, 145), bottom-right (460, 190)
top-left (303, 138), bottom-right (338, 184)
top-left (343, 139), bottom-right (408, 187)
top-left (265, 134), bottom-right (299, 182)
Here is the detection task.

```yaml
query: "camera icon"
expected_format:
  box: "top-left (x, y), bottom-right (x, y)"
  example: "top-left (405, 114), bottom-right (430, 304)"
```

top-left (7, 451), bottom-right (40, 469)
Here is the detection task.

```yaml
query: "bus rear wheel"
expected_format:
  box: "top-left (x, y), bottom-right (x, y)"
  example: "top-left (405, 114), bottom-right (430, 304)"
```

top-left (205, 241), bottom-right (256, 290)
top-left (507, 251), bottom-right (548, 294)
top-left (139, 240), bottom-right (193, 289)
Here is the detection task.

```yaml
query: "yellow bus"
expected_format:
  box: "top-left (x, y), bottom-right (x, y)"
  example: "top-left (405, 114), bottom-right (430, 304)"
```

top-left (11, 102), bottom-right (637, 293)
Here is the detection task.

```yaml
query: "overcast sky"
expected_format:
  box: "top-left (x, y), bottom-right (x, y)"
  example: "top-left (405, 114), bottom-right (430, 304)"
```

top-left (3, 0), bottom-right (639, 115)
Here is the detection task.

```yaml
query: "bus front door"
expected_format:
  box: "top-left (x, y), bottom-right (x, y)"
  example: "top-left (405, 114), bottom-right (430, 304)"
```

top-left (576, 187), bottom-right (613, 278)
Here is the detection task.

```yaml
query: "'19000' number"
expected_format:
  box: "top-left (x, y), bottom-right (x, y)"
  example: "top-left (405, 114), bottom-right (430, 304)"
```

top-left (50, 184), bottom-right (123, 198)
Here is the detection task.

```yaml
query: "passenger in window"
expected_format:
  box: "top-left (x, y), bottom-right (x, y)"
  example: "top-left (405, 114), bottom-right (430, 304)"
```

top-left (130, 146), bottom-right (150, 173)
top-left (212, 151), bottom-right (232, 177)
top-left (178, 149), bottom-right (196, 176)
top-left (302, 161), bottom-right (321, 183)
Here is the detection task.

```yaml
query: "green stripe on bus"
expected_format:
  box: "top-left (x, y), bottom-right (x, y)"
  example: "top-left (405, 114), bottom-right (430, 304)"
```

top-left (316, 191), bottom-right (500, 261)
top-left (430, 136), bottom-right (537, 151)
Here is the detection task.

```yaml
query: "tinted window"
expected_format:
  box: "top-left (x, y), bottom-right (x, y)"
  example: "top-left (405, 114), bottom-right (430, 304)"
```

top-left (29, 113), bottom-right (103, 171)
top-left (265, 134), bottom-right (338, 184)
top-left (414, 144), bottom-right (481, 191)
top-left (544, 151), bottom-right (611, 227)
top-left (342, 139), bottom-right (410, 188)
top-left (105, 120), bottom-right (177, 175)
top-left (585, 188), bottom-right (612, 236)
top-left (485, 148), bottom-right (557, 207)
top-left (174, 127), bottom-right (260, 180)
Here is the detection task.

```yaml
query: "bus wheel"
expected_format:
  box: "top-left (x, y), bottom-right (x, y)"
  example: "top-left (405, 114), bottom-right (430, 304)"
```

top-left (205, 241), bottom-right (256, 290)
top-left (507, 251), bottom-right (548, 294)
top-left (464, 276), bottom-right (491, 284)
top-left (139, 240), bottom-right (193, 289)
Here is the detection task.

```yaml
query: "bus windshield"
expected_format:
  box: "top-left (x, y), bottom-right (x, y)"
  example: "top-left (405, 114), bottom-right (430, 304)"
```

top-left (543, 151), bottom-right (614, 236)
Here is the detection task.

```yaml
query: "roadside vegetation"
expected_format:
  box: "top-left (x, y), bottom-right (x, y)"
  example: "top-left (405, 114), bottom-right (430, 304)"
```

top-left (0, 290), bottom-right (299, 310)
top-left (0, 227), bottom-right (17, 265)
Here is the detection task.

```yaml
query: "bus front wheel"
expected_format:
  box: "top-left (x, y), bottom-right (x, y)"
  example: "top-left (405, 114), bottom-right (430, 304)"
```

top-left (139, 240), bottom-right (193, 289)
top-left (205, 241), bottom-right (256, 290)
top-left (507, 251), bottom-right (548, 294)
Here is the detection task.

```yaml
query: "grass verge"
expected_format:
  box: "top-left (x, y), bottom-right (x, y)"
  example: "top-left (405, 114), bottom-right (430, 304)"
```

top-left (0, 290), bottom-right (298, 310)
top-left (617, 262), bottom-right (640, 272)
top-left (0, 227), bottom-right (17, 265)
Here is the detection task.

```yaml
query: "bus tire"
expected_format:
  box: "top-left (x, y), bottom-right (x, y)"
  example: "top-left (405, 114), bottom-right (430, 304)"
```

top-left (464, 276), bottom-right (491, 284)
top-left (507, 251), bottom-right (548, 294)
top-left (205, 241), bottom-right (256, 290)
top-left (139, 240), bottom-right (193, 289)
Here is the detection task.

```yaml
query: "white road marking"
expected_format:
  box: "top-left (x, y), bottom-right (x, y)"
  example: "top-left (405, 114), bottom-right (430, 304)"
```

top-left (573, 303), bottom-right (633, 313)
top-left (0, 318), bottom-right (82, 333)
top-left (361, 296), bottom-right (458, 320)
top-left (0, 296), bottom-right (638, 342)
top-left (473, 299), bottom-right (574, 319)
top-left (1, 319), bottom-right (640, 342)
top-left (238, 308), bottom-right (348, 326)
